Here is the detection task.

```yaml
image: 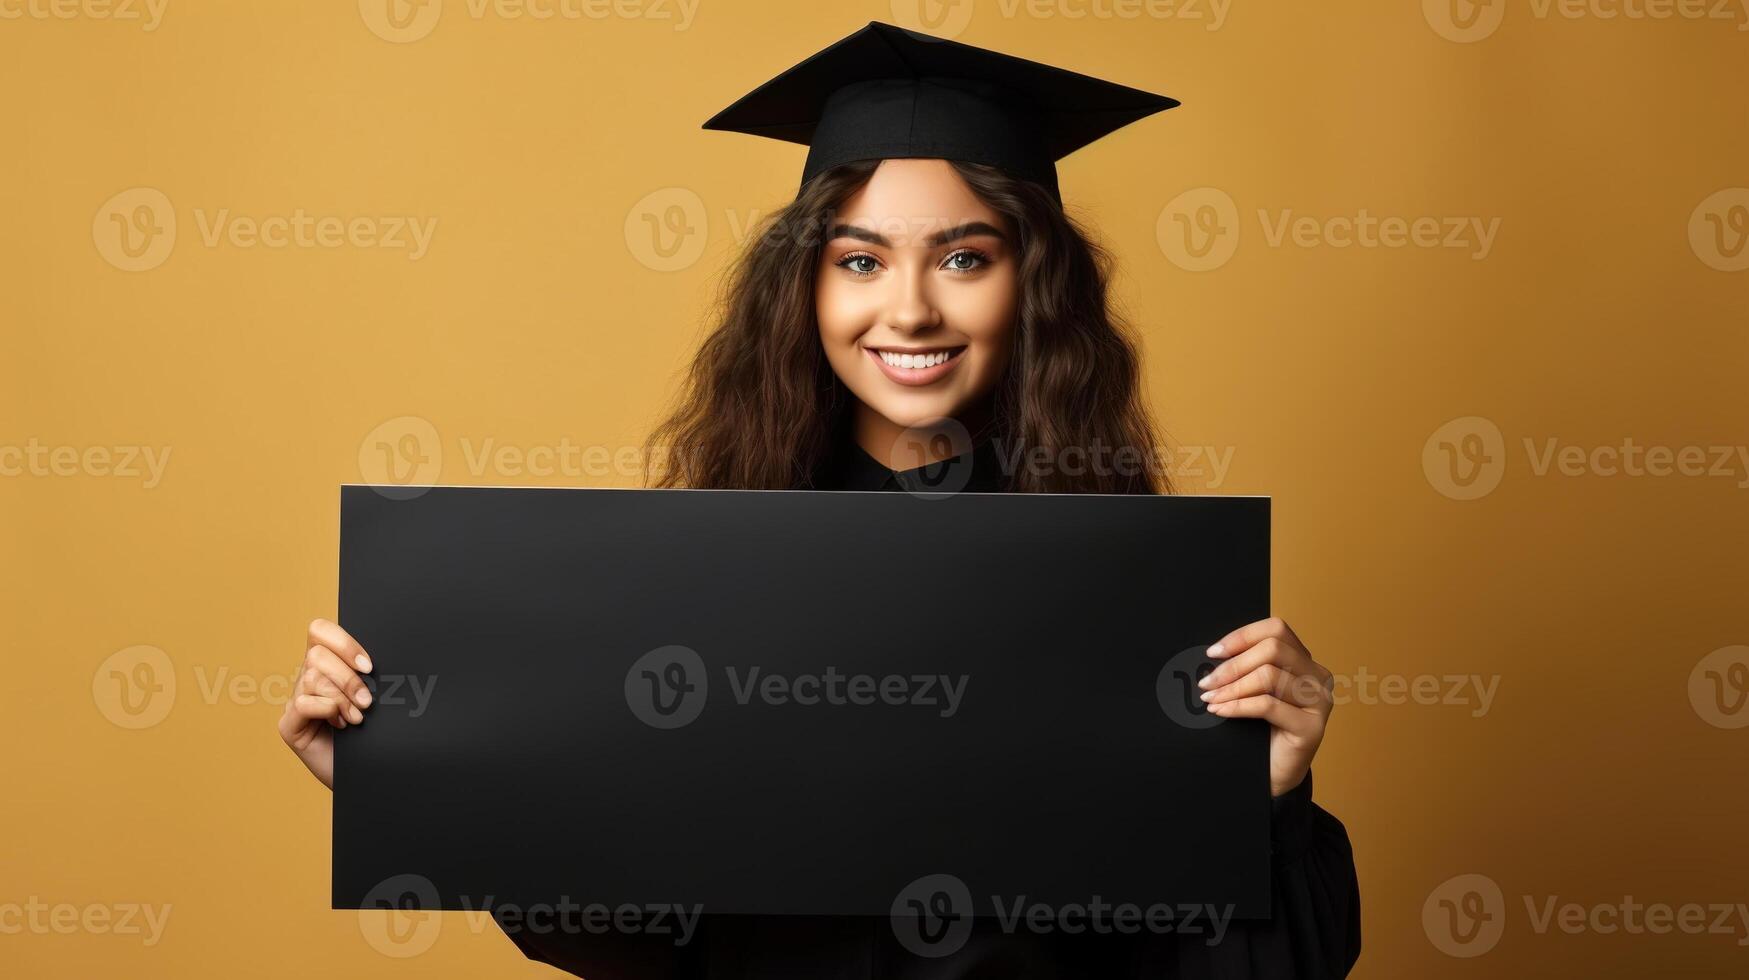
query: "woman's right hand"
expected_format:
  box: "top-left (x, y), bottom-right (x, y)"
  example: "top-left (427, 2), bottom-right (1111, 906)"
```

top-left (277, 618), bottom-right (375, 790)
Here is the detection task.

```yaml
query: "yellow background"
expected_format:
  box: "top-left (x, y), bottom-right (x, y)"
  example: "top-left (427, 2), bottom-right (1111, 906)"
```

top-left (4, 0), bottom-right (1748, 976)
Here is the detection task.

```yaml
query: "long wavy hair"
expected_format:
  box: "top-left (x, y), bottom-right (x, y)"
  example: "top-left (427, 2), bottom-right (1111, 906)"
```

top-left (645, 159), bottom-right (1168, 494)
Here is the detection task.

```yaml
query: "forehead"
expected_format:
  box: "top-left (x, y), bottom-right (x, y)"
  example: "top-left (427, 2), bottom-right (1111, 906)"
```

top-left (831, 159), bottom-right (1002, 241)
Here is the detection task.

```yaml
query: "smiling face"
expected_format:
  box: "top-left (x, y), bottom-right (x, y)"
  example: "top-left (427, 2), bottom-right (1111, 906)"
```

top-left (816, 158), bottom-right (1019, 468)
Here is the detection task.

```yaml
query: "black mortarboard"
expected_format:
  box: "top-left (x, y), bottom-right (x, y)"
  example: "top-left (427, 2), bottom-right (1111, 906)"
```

top-left (702, 21), bottom-right (1178, 203)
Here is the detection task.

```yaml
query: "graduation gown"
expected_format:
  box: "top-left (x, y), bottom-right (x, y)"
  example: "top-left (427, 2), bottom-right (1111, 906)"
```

top-left (499, 442), bottom-right (1362, 978)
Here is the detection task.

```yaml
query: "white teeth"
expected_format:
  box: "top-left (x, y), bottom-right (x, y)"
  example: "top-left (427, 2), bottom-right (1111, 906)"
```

top-left (878, 350), bottom-right (954, 369)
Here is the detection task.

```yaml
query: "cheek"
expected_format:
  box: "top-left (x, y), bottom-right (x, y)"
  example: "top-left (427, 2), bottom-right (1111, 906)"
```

top-left (943, 272), bottom-right (1018, 362)
top-left (815, 276), bottom-right (871, 347)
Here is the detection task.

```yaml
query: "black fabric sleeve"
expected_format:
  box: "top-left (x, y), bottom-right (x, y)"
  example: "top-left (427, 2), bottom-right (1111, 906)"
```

top-left (1156, 770), bottom-right (1362, 979)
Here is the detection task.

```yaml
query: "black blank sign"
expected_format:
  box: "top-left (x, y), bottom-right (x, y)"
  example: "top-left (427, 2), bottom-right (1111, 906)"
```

top-left (333, 486), bottom-right (1270, 918)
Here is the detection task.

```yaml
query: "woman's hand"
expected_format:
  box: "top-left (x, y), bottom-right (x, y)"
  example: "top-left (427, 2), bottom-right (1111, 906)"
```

top-left (1198, 617), bottom-right (1333, 798)
top-left (277, 618), bottom-right (375, 790)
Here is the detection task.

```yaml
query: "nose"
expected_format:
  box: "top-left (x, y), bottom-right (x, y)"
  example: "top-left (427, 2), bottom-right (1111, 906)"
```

top-left (880, 267), bottom-right (943, 336)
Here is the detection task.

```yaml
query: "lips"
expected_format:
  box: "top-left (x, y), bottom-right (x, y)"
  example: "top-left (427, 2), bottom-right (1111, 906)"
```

top-left (864, 346), bottom-right (967, 387)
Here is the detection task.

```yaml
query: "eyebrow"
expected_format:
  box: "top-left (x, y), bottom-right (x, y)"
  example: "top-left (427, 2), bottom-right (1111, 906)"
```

top-left (827, 221), bottom-right (1007, 248)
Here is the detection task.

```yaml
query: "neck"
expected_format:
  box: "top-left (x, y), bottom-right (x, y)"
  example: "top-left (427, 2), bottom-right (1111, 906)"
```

top-left (852, 401), bottom-right (990, 470)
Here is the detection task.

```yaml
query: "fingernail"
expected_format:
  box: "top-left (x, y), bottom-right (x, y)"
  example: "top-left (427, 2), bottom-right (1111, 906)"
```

top-left (1197, 672), bottom-right (1217, 690)
top-left (355, 688), bottom-right (373, 708)
top-left (349, 706), bottom-right (363, 724)
top-left (1207, 643), bottom-right (1226, 658)
top-left (356, 655), bottom-right (372, 672)
top-left (1200, 690), bottom-right (1215, 701)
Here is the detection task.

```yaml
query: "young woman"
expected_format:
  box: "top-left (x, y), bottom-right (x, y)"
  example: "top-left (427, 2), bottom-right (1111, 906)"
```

top-left (280, 22), bottom-right (1360, 979)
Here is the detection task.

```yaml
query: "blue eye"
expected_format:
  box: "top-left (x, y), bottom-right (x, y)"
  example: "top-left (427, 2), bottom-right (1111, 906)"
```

top-left (837, 253), bottom-right (880, 276)
top-left (943, 249), bottom-right (989, 272)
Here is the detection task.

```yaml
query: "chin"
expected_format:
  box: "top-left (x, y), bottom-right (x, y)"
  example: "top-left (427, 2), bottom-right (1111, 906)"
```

top-left (862, 395), bottom-right (971, 432)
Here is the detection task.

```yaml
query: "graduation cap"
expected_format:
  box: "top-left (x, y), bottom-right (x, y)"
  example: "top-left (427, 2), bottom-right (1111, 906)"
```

top-left (702, 21), bottom-right (1178, 203)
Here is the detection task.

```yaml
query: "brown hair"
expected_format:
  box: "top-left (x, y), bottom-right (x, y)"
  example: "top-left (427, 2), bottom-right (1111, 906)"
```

top-left (645, 160), bottom-right (1168, 494)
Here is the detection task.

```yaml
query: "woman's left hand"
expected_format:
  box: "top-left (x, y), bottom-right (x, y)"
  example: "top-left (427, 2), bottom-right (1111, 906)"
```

top-left (1198, 617), bottom-right (1334, 798)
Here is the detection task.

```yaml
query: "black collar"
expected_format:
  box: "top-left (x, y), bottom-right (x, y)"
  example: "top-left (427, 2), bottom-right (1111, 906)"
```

top-left (827, 440), bottom-right (1007, 494)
